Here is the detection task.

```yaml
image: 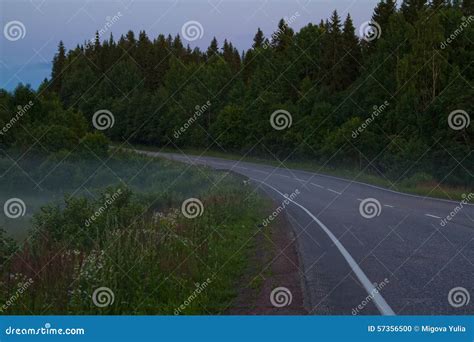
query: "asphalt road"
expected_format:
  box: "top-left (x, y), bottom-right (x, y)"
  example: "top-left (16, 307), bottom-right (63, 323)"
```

top-left (137, 150), bottom-right (474, 315)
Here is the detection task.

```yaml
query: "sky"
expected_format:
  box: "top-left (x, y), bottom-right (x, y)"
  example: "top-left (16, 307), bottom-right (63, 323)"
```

top-left (0, 0), bottom-right (380, 91)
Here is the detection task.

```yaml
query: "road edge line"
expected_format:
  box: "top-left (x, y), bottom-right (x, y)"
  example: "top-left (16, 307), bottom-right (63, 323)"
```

top-left (253, 178), bottom-right (396, 316)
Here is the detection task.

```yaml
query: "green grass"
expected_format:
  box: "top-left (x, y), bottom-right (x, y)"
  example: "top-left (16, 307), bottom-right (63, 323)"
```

top-left (125, 144), bottom-right (470, 202)
top-left (0, 150), bottom-right (269, 314)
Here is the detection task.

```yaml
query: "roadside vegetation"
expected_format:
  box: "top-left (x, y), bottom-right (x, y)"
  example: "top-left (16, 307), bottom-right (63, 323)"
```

top-left (0, 84), bottom-right (271, 314)
top-left (0, 148), bottom-right (267, 314)
top-left (130, 145), bottom-right (470, 201)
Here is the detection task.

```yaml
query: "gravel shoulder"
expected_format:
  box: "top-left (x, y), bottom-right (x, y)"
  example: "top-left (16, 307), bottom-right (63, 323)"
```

top-left (228, 194), bottom-right (307, 315)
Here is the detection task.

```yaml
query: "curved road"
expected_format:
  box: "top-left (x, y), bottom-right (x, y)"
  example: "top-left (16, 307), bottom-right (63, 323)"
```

top-left (138, 150), bottom-right (474, 315)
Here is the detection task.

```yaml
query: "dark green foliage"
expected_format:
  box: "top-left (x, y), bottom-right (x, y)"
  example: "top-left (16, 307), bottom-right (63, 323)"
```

top-left (0, 160), bottom-right (265, 314)
top-left (30, 3), bottom-right (474, 187)
top-left (401, 0), bottom-right (428, 22)
top-left (372, 0), bottom-right (397, 29)
top-left (0, 85), bottom-right (110, 162)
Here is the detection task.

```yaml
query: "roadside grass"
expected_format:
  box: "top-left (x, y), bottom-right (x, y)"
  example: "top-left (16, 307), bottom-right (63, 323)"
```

top-left (127, 144), bottom-right (471, 202)
top-left (0, 150), bottom-right (270, 314)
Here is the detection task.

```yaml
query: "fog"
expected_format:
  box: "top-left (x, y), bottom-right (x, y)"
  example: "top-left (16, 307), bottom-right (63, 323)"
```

top-left (0, 150), bottom-right (216, 239)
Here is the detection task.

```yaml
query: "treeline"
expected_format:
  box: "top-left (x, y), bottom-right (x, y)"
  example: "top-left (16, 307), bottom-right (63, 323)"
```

top-left (0, 86), bottom-right (109, 158)
top-left (3, 0), bottom-right (474, 186)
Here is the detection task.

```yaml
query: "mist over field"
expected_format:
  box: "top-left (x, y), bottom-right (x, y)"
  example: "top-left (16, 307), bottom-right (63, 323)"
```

top-left (0, 149), bottom-right (221, 237)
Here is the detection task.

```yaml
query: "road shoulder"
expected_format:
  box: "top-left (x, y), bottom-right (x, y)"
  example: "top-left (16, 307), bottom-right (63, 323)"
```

top-left (228, 195), bottom-right (307, 315)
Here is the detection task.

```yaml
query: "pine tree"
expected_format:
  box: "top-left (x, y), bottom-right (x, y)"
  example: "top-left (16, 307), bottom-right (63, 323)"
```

top-left (172, 34), bottom-right (185, 59)
top-left (222, 40), bottom-right (240, 72)
top-left (125, 30), bottom-right (136, 50)
top-left (94, 31), bottom-right (100, 50)
top-left (222, 39), bottom-right (233, 65)
top-left (372, 0), bottom-right (397, 29)
top-left (322, 10), bottom-right (345, 92)
top-left (136, 30), bottom-right (154, 88)
top-left (232, 47), bottom-right (241, 67)
top-left (166, 34), bottom-right (173, 47)
top-left (401, 0), bottom-right (427, 22)
top-left (252, 28), bottom-right (265, 48)
top-left (341, 14), bottom-right (362, 88)
top-left (150, 34), bottom-right (171, 88)
top-left (271, 18), bottom-right (294, 51)
top-left (207, 37), bottom-right (219, 58)
top-left (51, 41), bottom-right (66, 93)
top-left (318, 19), bottom-right (325, 30)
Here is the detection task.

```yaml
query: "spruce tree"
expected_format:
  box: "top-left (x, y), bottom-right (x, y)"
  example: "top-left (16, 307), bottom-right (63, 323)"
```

top-left (341, 14), bottom-right (361, 88)
top-left (323, 10), bottom-right (345, 92)
top-left (401, 0), bottom-right (427, 22)
top-left (207, 37), bottom-right (219, 58)
top-left (271, 18), bottom-right (294, 52)
top-left (252, 28), bottom-right (265, 48)
top-left (51, 41), bottom-right (66, 93)
top-left (372, 0), bottom-right (397, 29)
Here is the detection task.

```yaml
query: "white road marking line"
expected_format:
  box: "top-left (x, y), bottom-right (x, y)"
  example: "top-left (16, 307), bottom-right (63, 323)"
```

top-left (357, 198), bottom-right (363, 201)
top-left (425, 214), bottom-right (441, 219)
top-left (254, 169), bottom-right (269, 174)
top-left (252, 178), bottom-right (395, 316)
top-left (383, 205), bottom-right (394, 208)
top-left (277, 174), bottom-right (290, 178)
top-left (311, 182), bottom-right (324, 188)
top-left (265, 161), bottom-right (474, 206)
top-left (295, 178), bottom-right (307, 182)
top-left (140, 149), bottom-right (470, 206)
top-left (327, 188), bottom-right (342, 195)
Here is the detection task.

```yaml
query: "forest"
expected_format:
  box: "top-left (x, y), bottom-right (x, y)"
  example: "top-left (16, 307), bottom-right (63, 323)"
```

top-left (1, 0), bottom-right (473, 187)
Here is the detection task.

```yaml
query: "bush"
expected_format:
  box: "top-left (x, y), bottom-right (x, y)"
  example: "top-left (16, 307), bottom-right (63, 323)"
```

top-left (401, 172), bottom-right (435, 188)
top-left (77, 132), bottom-right (110, 159)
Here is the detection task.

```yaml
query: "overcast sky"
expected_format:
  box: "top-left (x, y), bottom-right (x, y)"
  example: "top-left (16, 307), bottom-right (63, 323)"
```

top-left (0, 0), bottom-right (380, 91)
